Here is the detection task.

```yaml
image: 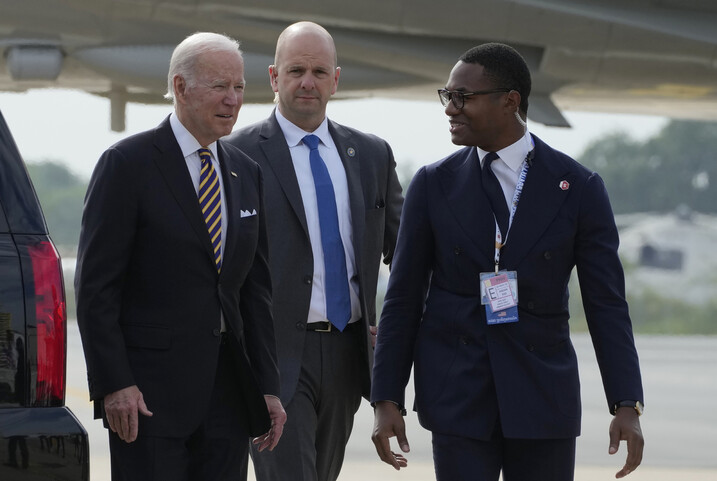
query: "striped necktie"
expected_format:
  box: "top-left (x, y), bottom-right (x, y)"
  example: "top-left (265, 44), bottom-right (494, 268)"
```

top-left (198, 148), bottom-right (222, 272)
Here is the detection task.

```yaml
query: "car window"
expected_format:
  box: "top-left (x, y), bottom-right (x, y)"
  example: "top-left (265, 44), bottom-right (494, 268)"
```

top-left (0, 112), bottom-right (46, 235)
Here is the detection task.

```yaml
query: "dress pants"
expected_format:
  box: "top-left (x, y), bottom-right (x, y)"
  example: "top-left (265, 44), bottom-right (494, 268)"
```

top-left (432, 431), bottom-right (576, 481)
top-left (108, 334), bottom-right (250, 481)
top-left (250, 323), bottom-right (363, 481)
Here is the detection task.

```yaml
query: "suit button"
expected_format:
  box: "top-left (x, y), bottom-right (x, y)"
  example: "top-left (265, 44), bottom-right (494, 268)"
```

top-left (454, 247), bottom-right (462, 255)
top-left (296, 322), bottom-right (305, 330)
top-left (527, 301), bottom-right (535, 310)
top-left (212, 328), bottom-right (221, 337)
top-left (459, 335), bottom-right (469, 345)
top-left (304, 275), bottom-right (312, 285)
top-left (543, 251), bottom-right (552, 260)
top-left (527, 344), bottom-right (535, 352)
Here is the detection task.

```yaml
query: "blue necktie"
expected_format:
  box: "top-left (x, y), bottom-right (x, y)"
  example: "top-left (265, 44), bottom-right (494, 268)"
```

top-left (303, 135), bottom-right (351, 331)
top-left (198, 148), bottom-right (222, 272)
top-left (482, 152), bottom-right (510, 237)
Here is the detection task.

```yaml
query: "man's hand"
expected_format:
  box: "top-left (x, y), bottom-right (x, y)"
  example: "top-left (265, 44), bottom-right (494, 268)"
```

top-left (608, 407), bottom-right (644, 478)
top-left (371, 401), bottom-right (409, 470)
top-left (104, 385), bottom-right (153, 443)
top-left (370, 325), bottom-right (378, 348)
top-left (252, 395), bottom-right (287, 452)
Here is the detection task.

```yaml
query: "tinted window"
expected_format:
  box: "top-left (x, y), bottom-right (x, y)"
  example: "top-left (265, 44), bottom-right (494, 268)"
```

top-left (0, 112), bottom-right (46, 235)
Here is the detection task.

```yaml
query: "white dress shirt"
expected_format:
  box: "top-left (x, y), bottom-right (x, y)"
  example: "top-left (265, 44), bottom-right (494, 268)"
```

top-left (478, 129), bottom-right (534, 226)
top-left (170, 113), bottom-right (228, 329)
top-left (275, 108), bottom-right (361, 325)
top-left (170, 113), bottom-right (228, 259)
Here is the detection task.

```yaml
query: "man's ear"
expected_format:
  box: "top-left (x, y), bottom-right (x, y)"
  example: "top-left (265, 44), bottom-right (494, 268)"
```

top-left (331, 66), bottom-right (341, 95)
top-left (269, 65), bottom-right (279, 93)
top-left (505, 89), bottom-right (521, 112)
top-left (173, 75), bottom-right (187, 103)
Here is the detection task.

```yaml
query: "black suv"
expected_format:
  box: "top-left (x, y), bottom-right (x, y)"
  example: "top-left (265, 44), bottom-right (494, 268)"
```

top-left (0, 110), bottom-right (89, 479)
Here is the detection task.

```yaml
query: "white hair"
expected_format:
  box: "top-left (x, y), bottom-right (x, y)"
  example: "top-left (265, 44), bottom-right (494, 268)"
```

top-left (164, 32), bottom-right (242, 103)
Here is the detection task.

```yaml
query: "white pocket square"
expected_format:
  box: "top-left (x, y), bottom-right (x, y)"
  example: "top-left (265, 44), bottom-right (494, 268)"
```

top-left (240, 209), bottom-right (257, 218)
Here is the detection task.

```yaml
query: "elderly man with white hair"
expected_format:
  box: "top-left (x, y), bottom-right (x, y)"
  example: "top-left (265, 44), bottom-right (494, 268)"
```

top-left (75, 31), bottom-right (285, 481)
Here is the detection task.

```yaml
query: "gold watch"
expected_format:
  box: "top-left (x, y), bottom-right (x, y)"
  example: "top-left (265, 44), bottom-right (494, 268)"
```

top-left (611, 400), bottom-right (644, 416)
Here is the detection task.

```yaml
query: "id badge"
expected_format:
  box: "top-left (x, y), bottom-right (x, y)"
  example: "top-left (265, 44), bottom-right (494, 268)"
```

top-left (480, 270), bottom-right (519, 325)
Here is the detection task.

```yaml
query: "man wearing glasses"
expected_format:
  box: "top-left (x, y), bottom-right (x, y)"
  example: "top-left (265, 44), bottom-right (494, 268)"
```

top-left (370, 43), bottom-right (644, 481)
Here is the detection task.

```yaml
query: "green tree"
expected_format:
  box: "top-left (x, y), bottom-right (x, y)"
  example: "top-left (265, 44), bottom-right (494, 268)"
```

top-left (26, 161), bottom-right (86, 250)
top-left (579, 120), bottom-right (717, 214)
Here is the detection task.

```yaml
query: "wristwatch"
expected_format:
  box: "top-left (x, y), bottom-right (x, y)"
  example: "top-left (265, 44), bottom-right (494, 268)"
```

top-left (611, 400), bottom-right (644, 416)
top-left (372, 400), bottom-right (407, 416)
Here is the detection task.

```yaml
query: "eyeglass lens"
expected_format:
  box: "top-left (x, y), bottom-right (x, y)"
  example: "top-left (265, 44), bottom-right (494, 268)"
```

top-left (439, 90), bottom-right (463, 109)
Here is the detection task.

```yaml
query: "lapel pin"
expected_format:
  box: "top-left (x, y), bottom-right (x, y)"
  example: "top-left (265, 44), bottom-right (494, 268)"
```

top-left (559, 180), bottom-right (570, 191)
top-left (347, 147), bottom-right (356, 157)
top-left (231, 171), bottom-right (238, 177)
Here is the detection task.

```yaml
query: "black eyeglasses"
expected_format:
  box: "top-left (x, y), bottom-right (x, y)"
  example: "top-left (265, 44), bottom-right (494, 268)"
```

top-left (437, 88), bottom-right (511, 109)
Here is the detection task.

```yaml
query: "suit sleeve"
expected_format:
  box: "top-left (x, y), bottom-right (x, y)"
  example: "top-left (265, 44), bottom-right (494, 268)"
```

top-left (371, 166), bottom-right (433, 407)
top-left (575, 172), bottom-right (643, 409)
top-left (239, 165), bottom-right (281, 397)
top-left (381, 140), bottom-right (404, 266)
top-left (74, 148), bottom-right (139, 400)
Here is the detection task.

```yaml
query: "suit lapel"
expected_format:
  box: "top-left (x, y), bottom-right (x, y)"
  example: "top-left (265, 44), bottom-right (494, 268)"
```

top-left (151, 118), bottom-right (218, 269)
top-left (259, 114), bottom-right (311, 239)
top-left (329, 120), bottom-right (366, 272)
top-left (502, 137), bottom-right (574, 267)
top-left (217, 142), bottom-right (242, 274)
top-left (437, 147), bottom-right (496, 263)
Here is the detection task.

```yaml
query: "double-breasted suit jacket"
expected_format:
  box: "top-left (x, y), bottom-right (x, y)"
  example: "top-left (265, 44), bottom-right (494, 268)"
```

top-left (226, 111), bottom-right (403, 404)
top-left (372, 134), bottom-right (643, 440)
top-left (75, 116), bottom-right (280, 438)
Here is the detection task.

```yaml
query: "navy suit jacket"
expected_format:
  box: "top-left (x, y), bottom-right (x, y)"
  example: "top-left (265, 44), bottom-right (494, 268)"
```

top-left (371, 134), bottom-right (643, 440)
top-left (226, 111), bottom-right (403, 404)
top-left (75, 116), bottom-right (280, 438)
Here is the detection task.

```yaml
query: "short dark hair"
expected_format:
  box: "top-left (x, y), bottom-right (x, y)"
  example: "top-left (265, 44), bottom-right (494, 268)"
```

top-left (459, 43), bottom-right (531, 114)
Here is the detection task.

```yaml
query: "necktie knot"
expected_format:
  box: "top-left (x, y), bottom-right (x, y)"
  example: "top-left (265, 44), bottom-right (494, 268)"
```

top-left (198, 148), bottom-right (212, 164)
top-left (483, 151), bottom-right (499, 169)
top-left (303, 134), bottom-right (320, 151)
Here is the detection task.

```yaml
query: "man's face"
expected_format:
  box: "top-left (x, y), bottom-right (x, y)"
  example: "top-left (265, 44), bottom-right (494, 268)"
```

top-left (175, 49), bottom-right (245, 147)
top-left (443, 61), bottom-right (511, 151)
top-left (270, 31), bottom-right (340, 131)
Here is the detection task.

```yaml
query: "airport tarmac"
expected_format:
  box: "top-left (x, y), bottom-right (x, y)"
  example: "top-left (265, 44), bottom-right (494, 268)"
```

top-left (66, 322), bottom-right (717, 480)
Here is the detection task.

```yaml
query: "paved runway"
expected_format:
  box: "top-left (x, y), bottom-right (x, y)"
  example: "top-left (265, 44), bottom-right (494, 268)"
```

top-left (66, 322), bottom-right (717, 480)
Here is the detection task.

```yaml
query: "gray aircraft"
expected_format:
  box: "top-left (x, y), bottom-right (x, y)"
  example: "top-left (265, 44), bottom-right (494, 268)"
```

top-left (2, 0), bottom-right (716, 131)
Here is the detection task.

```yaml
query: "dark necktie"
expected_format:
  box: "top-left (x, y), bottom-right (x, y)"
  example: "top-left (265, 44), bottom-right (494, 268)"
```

top-left (302, 135), bottom-right (351, 331)
top-left (481, 152), bottom-right (510, 237)
top-left (198, 148), bottom-right (222, 272)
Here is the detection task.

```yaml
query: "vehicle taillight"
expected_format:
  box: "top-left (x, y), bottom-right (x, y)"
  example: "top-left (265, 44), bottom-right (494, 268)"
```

top-left (28, 240), bottom-right (66, 406)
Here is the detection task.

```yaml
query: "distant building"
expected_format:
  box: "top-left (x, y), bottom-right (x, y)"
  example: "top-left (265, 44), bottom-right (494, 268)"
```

top-left (617, 209), bottom-right (717, 304)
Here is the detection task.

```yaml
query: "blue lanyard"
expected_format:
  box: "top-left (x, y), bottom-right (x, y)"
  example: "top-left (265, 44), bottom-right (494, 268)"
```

top-left (492, 154), bottom-right (531, 272)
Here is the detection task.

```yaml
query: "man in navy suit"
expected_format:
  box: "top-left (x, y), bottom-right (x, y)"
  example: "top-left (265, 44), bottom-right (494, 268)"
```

top-left (226, 21), bottom-right (402, 481)
top-left (371, 43), bottom-right (644, 481)
top-left (75, 32), bottom-right (285, 481)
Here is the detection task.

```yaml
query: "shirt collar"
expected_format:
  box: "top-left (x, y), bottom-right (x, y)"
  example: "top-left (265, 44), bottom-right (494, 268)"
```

top-left (477, 130), bottom-right (534, 172)
top-left (169, 112), bottom-right (218, 159)
top-left (275, 108), bottom-right (331, 148)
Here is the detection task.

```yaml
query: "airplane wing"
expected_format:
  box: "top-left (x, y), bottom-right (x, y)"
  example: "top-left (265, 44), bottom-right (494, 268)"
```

top-left (2, 0), bottom-right (716, 131)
